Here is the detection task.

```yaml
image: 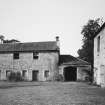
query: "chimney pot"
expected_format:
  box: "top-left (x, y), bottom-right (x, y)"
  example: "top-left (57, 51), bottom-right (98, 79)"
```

top-left (55, 36), bottom-right (60, 48)
top-left (56, 36), bottom-right (59, 41)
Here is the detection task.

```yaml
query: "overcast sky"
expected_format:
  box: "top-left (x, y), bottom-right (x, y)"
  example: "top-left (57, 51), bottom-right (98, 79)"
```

top-left (0, 0), bottom-right (104, 56)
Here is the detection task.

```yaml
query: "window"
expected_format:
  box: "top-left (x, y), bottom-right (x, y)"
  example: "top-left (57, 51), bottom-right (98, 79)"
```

top-left (13, 52), bottom-right (19, 59)
top-left (0, 70), bottom-right (1, 80)
top-left (33, 52), bottom-right (39, 59)
top-left (6, 70), bottom-right (11, 78)
top-left (97, 36), bottom-right (100, 52)
top-left (44, 70), bottom-right (49, 78)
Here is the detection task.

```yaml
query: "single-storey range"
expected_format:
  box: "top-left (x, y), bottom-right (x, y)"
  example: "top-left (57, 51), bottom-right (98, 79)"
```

top-left (59, 55), bottom-right (91, 81)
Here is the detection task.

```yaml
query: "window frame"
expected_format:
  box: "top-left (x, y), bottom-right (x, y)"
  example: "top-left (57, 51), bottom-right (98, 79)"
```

top-left (13, 52), bottom-right (19, 59)
top-left (0, 70), bottom-right (1, 79)
top-left (6, 70), bottom-right (11, 78)
top-left (33, 52), bottom-right (39, 59)
top-left (44, 70), bottom-right (49, 78)
top-left (97, 36), bottom-right (100, 52)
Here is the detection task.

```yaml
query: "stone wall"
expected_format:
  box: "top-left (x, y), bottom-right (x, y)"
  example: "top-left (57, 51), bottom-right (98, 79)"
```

top-left (94, 27), bottom-right (105, 87)
top-left (77, 67), bottom-right (90, 81)
top-left (0, 52), bottom-right (59, 81)
top-left (59, 65), bottom-right (90, 81)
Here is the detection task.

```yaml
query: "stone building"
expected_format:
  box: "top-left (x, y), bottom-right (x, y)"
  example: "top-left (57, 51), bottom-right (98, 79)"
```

top-left (0, 36), bottom-right (90, 81)
top-left (59, 55), bottom-right (91, 81)
top-left (94, 23), bottom-right (105, 87)
top-left (0, 37), bottom-right (60, 81)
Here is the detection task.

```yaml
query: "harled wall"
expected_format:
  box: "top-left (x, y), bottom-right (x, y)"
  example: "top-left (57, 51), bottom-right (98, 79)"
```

top-left (94, 27), bottom-right (105, 87)
top-left (0, 52), bottom-right (59, 81)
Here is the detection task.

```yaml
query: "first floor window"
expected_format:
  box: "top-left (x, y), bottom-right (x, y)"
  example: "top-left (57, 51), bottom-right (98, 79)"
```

top-left (44, 70), bottom-right (49, 78)
top-left (13, 52), bottom-right (19, 59)
top-left (33, 52), bottom-right (39, 59)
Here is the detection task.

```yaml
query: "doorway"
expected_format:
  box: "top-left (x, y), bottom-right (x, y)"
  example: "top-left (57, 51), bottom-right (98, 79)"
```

top-left (64, 66), bottom-right (77, 81)
top-left (32, 70), bottom-right (39, 81)
top-left (22, 70), bottom-right (27, 79)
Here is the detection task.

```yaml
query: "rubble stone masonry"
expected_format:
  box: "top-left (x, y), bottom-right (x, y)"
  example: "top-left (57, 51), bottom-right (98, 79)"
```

top-left (0, 52), bottom-right (59, 81)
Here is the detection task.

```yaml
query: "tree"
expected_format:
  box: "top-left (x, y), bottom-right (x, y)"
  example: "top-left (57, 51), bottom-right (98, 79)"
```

top-left (3, 39), bottom-right (20, 43)
top-left (0, 35), bottom-right (4, 43)
top-left (0, 35), bottom-right (20, 43)
top-left (77, 18), bottom-right (103, 82)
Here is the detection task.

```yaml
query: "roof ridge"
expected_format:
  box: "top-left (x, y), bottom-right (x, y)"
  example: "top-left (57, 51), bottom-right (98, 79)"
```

top-left (76, 57), bottom-right (90, 64)
top-left (21, 41), bottom-right (56, 44)
top-left (0, 41), bottom-right (58, 52)
top-left (0, 41), bottom-right (56, 45)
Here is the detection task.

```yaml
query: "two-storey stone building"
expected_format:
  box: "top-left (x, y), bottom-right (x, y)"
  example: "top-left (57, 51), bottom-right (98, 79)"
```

top-left (0, 37), bottom-right (60, 81)
top-left (94, 23), bottom-right (105, 87)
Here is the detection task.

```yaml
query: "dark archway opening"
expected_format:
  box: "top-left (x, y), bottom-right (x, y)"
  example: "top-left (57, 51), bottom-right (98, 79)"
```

top-left (64, 66), bottom-right (77, 81)
top-left (32, 70), bottom-right (39, 81)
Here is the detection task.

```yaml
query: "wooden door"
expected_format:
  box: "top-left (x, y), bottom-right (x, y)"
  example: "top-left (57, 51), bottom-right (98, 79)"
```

top-left (32, 70), bottom-right (39, 81)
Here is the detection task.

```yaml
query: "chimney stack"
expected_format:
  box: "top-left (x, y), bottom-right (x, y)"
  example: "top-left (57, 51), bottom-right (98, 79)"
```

top-left (55, 36), bottom-right (60, 48)
top-left (56, 36), bottom-right (59, 41)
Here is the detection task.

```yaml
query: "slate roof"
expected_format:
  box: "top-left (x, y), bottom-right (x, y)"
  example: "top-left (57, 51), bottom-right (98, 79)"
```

top-left (0, 41), bottom-right (59, 52)
top-left (60, 55), bottom-right (90, 66)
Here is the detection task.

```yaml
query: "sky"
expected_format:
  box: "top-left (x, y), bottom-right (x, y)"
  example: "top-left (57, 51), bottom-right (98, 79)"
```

top-left (0, 0), bottom-right (105, 56)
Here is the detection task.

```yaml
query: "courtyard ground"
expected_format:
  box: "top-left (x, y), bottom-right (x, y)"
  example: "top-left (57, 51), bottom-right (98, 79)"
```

top-left (0, 81), bottom-right (105, 105)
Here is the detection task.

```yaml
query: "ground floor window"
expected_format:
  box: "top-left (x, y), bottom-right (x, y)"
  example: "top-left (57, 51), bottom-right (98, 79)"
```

top-left (6, 70), bottom-right (11, 78)
top-left (0, 70), bottom-right (1, 79)
top-left (44, 70), bottom-right (49, 78)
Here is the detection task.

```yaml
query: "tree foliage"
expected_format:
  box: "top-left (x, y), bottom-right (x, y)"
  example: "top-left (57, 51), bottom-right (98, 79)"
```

top-left (78, 18), bottom-right (102, 63)
top-left (0, 35), bottom-right (20, 43)
top-left (0, 35), bottom-right (4, 41)
top-left (77, 18), bottom-right (103, 81)
top-left (3, 39), bottom-right (20, 43)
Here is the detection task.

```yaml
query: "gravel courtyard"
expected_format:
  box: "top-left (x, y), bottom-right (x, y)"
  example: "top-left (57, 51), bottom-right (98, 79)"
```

top-left (0, 82), bottom-right (105, 105)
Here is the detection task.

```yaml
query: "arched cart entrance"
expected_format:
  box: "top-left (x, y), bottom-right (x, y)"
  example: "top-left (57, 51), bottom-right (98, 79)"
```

top-left (64, 66), bottom-right (77, 81)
